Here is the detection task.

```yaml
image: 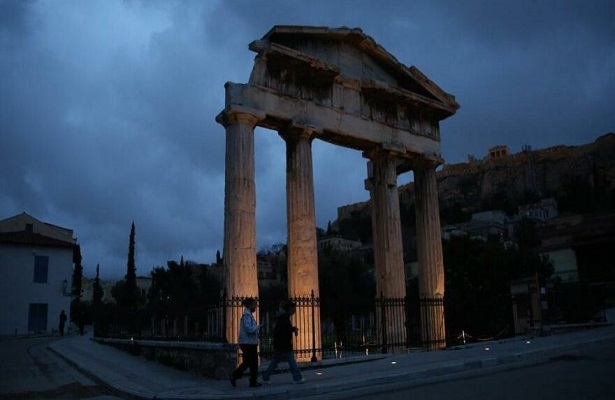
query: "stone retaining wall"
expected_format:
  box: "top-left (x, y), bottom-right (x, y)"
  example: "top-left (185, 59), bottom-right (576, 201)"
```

top-left (93, 338), bottom-right (237, 380)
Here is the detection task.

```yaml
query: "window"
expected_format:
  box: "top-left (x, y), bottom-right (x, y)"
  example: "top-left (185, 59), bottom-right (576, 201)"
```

top-left (33, 255), bottom-right (49, 283)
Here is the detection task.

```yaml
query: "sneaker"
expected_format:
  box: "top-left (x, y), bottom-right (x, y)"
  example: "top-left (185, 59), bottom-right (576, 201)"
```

top-left (250, 382), bottom-right (263, 387)
top-left (262, 378), bottom-right (271, 385)
top-left (293, 378), bottom-right (306, 384)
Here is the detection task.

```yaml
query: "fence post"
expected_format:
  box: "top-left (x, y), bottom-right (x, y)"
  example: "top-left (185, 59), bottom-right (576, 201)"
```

top-left (380, 292), bottom-right (387, 354)
top-left (404, 295), bottom-right (410, 349)
top-left (311, 290), bottom-right (317, 362)
top-left (222, 289), bottom-right (228, 343)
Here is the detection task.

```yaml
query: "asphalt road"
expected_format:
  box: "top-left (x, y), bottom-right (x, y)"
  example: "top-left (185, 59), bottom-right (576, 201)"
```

top-left (353, 339), bottom-right (615, 400)
top-left (0, 335), bottom-right (124, 400)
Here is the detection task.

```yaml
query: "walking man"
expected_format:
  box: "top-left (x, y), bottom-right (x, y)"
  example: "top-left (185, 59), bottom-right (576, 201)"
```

top-left (59, 310), bottom-right (67, 336)
top-left (262, 300), bottom-right (305, 384)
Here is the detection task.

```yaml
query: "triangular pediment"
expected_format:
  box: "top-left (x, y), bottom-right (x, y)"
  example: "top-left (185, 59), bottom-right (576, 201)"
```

top-left (251, 25), bottom-right (459, 115)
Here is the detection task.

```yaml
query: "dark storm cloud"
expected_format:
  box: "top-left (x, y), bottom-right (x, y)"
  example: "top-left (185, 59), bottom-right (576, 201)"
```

top-left (221, 0), bottom-right (615, 159)
top-left (1, 0), bottom-right (228, 277)
top-left (1, 0), bottom-right (613, 279)
top-left (433, 0), bottom-right (615, 161)
top-left (0, 0), bottom-right (35, 39)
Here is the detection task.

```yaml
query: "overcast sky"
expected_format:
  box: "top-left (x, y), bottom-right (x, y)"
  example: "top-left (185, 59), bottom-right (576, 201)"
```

top-left (1, 0), bottom-right (613, 280)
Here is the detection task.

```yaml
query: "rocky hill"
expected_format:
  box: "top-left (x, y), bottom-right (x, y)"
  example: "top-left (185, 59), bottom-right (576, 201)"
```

top-left (335, 132), bottom-right (615, 240)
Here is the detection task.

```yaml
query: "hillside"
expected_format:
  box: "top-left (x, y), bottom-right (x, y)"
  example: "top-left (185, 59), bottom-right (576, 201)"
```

top-left (334, 132), bottom-right (615, 242)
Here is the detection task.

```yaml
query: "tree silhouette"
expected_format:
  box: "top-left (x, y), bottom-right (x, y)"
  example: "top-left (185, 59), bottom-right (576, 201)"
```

top-left (318, 248), bottom-right (375, 341)
top-left (93, 264), bottom-right (104, 310)
top-left (71, 245), bottom-right (83, 299)
top-left (70, 245), bottom-right (83, 324)
top-left (112, 222), bottom-right (140, 310)
top-left (92, 264), bottom-right (104, 336)
top-left (443, 232), bottom-right (554, 342)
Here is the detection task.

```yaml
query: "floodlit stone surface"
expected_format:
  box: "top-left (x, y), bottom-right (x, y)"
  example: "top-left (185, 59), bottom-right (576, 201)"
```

top-left (217, 26), bottom-right (458, 352)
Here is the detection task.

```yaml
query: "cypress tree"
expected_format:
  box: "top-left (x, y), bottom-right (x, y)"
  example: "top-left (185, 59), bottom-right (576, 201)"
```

top-left (71, 244), bottom-right (83, 300)
top-left (93, 264), bottom-right (104, 309)
top-left (70, 245), bottom-right (83, 324)
top-left (92, 264), bottom-right (104, 336)
top-left (125, 222), bottom-right (139, 309)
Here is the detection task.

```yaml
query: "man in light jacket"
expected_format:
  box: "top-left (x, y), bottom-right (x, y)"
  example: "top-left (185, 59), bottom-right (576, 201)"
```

top-left (230, 298), bottom-right (262, 388)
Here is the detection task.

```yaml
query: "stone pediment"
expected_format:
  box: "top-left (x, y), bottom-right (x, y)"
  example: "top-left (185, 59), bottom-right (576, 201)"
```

top-left (220, 25), bottom-right (460, 165)
top-left (248, 25), bottom-right (459, 118)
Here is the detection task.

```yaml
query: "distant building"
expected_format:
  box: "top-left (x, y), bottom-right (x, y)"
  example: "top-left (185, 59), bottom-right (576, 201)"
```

top-left (536, 213), bottom-right (615, 284)
top-left (317, 236), bottom-right (362, 252)
top-left (443, 199), bottom-right (560, 242)
top-left (488, 145), bottom-right (510, 159)
top-left (80, 277), bottom-right (116, 303)
top-left (0, 212), bottom-right (77, 336)
top-left (81, 275), bottom-right (153, 303)
top-left (136, 276), bottom-right (152, 298)
top-left (442, 210), bottom-right (508, 241)
top-left (517, 198), bottom-right (558, 221)
top-left (256, 250), bottom-right (287, 289)
top-left (257, 257), bottom-right (279, 288)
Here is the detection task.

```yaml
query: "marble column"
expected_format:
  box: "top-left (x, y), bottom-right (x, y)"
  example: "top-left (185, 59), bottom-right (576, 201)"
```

top-left (281, 126), bottom-right (321, 361)
top-left (217, 108), bottom-right (264, 344)
top-left (414, 163), bottom-right (446, 349)
top-left (365, 150), bottom-right (407, 352)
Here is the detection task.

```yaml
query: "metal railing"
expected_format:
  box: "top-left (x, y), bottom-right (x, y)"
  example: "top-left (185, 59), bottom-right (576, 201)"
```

top-left (94, 291), bottom-right (423, 359)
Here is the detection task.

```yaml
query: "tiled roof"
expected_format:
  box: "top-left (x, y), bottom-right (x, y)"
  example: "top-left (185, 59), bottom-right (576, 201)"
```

top-left (0, 231), bottom-right (76, 248)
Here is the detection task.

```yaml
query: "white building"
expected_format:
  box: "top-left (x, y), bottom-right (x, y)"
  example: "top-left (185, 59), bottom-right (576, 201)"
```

top-left (442, 210), bottom-right (509, 241)
top-left (518, 198), bottom-right (558, 221)
top-left (81, 276), bottom-right (152, 303)
top-left (317, 236), bottom-right (362, 252)
top-left (0, 213), bottom-right (77, 336)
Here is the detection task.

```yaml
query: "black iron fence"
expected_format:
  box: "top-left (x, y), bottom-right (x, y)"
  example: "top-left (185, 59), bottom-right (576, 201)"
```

top-left (95, 289), bottom-right (550, 357)
top-left (206, 291), bottom-right (414, 360)
top-left (93, 291), bottom-right (427, 359)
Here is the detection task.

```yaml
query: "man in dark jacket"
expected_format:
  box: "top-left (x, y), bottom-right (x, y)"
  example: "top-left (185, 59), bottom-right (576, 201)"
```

top-left (262, 300), bottom-right (305, 384)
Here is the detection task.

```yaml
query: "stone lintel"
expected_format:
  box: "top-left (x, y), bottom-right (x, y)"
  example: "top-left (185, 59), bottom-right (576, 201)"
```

top-left (249, 40), bottom-right (341, 77)
top-left (224, 82), bottom-right (442, 160)
top-left (362, 81), bottom-right (457, 117)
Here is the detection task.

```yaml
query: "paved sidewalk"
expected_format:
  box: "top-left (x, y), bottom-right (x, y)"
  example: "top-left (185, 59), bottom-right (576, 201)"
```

top-left (48, 312), bottom-right (615, 400)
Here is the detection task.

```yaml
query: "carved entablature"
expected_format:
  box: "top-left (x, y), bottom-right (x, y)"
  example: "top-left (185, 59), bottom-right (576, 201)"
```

top-left (225, 25), bottom-right (459, 166)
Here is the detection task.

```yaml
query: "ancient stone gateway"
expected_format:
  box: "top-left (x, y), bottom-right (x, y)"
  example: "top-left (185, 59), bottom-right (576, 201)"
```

top-left (216, 26), bottom-right (459, 355)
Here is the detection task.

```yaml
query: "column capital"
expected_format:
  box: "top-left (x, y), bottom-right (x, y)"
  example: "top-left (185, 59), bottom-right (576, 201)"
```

top-left (279, 123), bottom-right (322, 142)
top-left (412, 156), bottom-right (443, 173)
top-left (362, 145), bottom-right (403, 162)
top-left (215, 106), bottom-right (266, 128)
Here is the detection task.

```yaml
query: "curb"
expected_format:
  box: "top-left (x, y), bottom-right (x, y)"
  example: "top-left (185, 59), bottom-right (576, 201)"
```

top-left (46, 329), bottom-right (615, 400)
top-left (295, 335), bottom-right (615, 400)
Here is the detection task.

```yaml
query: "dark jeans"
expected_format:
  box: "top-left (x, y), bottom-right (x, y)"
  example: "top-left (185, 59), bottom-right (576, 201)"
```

top-left (262, 350), bottom-right (303, 382)
top-left (232, 344), bottom-right (259, 384)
